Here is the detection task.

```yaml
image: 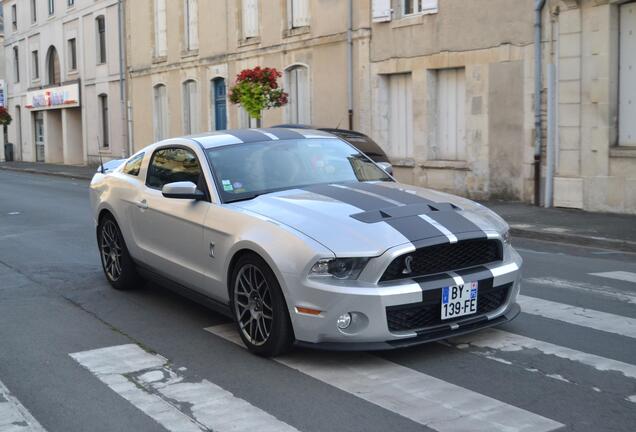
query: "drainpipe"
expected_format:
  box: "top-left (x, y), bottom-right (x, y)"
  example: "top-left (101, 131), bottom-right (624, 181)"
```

top-left (347, 0), bottom-right (353, 130)
top-left (117, 0), bottom-right (131, 157)
top-left (533, 0), bottom-right (546, 206)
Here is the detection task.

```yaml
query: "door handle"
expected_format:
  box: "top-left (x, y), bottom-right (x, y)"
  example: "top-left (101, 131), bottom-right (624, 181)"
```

top-left (136, 199), bottom-right (148, 210)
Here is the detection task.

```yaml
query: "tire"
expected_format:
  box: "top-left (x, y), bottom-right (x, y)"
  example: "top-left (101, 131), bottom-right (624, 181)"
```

top-left (97, 215), bottom-right (141, 291)
top-left (230, 253), bottom-right (293, 357)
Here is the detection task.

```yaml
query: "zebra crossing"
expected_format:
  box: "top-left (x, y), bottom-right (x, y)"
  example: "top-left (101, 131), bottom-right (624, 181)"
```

top-left (3, 271), bottom-right (635, 432)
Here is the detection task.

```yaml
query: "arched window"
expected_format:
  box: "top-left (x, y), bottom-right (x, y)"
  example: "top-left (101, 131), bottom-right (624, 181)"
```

top-left (210, 77), bottom-right (227, 130)
top-left (46, 46), bottom-right (60, 85)
top-left (98, 94), bottom-right (109, 148)
top-left (153, 84), bottom-right (168, 141)
top-left (154, 0), bottom-right (167, 57)
top-left (284, 65), bottom-right (310, 124)
top-left (96, 15), bottom-right (106, 64)
top-left (182, 80), bottom-right (198, 134)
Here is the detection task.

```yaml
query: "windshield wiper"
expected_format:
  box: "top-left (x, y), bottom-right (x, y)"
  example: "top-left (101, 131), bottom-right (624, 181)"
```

top-left (225, 193), bottom-right (263, 203)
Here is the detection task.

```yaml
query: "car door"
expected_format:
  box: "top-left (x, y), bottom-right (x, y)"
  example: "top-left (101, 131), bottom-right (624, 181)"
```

top-left (131, 145), bottom-right (212, 291)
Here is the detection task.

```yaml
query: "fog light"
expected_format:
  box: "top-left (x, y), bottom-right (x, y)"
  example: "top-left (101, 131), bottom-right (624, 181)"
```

top-left (336, 313), bottom-right (352, 329)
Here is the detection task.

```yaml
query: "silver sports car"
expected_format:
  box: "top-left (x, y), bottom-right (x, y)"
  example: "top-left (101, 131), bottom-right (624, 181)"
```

top-left (90, 128), bottom-right (522, 356)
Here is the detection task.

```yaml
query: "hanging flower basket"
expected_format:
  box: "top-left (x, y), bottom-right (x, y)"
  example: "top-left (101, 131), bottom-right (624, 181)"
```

top-left (229, 67), bottom-right (288, 121)
top-left (0, 107), bottom-right (12, 126)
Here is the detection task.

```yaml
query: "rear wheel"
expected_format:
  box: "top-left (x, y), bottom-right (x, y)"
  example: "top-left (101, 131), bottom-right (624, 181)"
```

top-left (230, 254), bottom-right (293, 357)
top-left (97, 215), bottom-right (140, 290)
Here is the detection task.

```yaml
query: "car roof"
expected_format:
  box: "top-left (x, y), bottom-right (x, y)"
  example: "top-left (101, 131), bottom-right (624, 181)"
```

top-left (186, 128), bottom-right (338, 149)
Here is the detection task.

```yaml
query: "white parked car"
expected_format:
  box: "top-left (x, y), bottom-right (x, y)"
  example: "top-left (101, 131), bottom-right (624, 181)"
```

top-left (89, 128), bottom-right (522, 356)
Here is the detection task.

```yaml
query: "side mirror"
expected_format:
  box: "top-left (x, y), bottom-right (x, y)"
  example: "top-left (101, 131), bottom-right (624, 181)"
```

top-left (377, 162), bottom-right (393, 176)
top-left (162, 181), bottom-right (205, 200)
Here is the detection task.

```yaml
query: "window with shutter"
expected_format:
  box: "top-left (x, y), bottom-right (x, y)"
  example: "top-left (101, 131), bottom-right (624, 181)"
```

top-left (155, 0), bottom-right (167, 56)
top-left (242, 0), bottom-right (259, 39)
top-left (288, 0), bottom-right (310, 28)
top-left (372, 0), bottom-right (392, 23)
top-left (387, 74), bottom-right (413, 160)
top-left (436, 68), bottom-right (466, 160)
top-left (285, 65), bottom-right (311, 124)
top-left (184, 0), bottom-right (198, 51)
top-left (154, 84), bottom-right (168, 141)
top-left (183, 80), bottom-right (198, 134)
top-left (404, 0), bottom-right (438, 16)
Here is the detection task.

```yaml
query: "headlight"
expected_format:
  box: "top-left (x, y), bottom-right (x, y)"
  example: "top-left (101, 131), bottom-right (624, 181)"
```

top-left (309, 258), bottom-right (369, 280)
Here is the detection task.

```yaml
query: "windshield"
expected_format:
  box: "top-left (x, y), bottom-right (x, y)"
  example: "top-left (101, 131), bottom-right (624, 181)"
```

top-left (205, 138), bottom-right (392, 203)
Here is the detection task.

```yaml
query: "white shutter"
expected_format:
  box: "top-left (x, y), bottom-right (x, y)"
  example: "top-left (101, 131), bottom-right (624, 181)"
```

top-left (437, 68), bottom-right (466, 160)
top-left (421, 0), bottom-right (438, 12)
top-left (291, 0), bottom-right (310, 27)
top-left (297, 67), bottom-right (310, 123)
top-left (619, 2), bottom-right (636, 146)
top-left (372, 0), bottom-right (392, 23)
top-left (155, 0), bottom-right (167, 56)
top-left (186, 0), bottom-right (198, 50)
top-left (242, 0), bottom-right (259, 38)
top-left (388, 74), bottom-right (412, 159)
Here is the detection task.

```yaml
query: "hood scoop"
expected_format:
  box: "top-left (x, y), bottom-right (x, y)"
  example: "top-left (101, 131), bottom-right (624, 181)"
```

top-left (351, 202), bottom-right (460, 224)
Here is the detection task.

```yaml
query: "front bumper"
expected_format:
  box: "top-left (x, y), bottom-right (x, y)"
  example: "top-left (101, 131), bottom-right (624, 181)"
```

top-left (282, 246), bottom-right (522, 350)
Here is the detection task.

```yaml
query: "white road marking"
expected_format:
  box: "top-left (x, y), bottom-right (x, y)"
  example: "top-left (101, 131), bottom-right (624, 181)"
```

top-left (0, 379), bottom-right (46, 432)
top-left (205, 324), bottom-right (563, 432)
top-left (519, 295), bottom-right (636, 339)
top-left (450, 328), bottom-right (636, 380)
top-left (524, 277), bottom-right (636, 305)
top-left (589, 271), bottom-right (636, 284)
top-left (70, 344), bottom-right (299, 432)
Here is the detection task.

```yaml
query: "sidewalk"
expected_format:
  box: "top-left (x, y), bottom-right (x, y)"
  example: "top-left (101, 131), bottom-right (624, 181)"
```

top-left (2, 160), bottom-right (635, 253)
top-left (0, 161), bottom-right (95, 180)
top-left (484, 200), bottom-right (636, 253)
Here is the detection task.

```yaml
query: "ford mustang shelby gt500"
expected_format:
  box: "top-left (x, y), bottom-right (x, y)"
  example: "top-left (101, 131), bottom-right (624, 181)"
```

top-left (90, 128), bottom-right (521, 356)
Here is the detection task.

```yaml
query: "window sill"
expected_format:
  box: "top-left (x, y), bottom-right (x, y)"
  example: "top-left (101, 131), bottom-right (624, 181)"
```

top-left (390, 158), bottom-right (417, 168)
top-left (610, 146), bottom-right (636, 158)
top-left (152, 55), bottom-right (167, 64)
top-left (283, 26), bottom-right (310, 38)
top-left (419, 160), bottom-right (469, 170)
top-left (181, 49), bottom-right (199, 59)
top-left (392, 10), bottom-right (438, 28)
top-left (238, 37), bottom-right (261, 47)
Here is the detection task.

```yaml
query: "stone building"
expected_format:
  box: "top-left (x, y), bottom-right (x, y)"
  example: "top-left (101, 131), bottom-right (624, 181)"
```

top-left (125, 0), bottom-right (370, 150)
top-left (538, 0), bottom-right (636, 213)
top-left (124, 0), bottom-right (634, 214)
top-left (2, 0), bottom-right (129, 165)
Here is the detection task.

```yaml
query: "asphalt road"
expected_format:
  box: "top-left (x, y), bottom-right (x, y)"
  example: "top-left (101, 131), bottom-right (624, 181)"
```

top-left (0, 170), bottom-right (634, 432)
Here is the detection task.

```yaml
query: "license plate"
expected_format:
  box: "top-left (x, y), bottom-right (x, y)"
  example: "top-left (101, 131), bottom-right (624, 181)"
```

top-left (441, 281), bottom-right (478, 320)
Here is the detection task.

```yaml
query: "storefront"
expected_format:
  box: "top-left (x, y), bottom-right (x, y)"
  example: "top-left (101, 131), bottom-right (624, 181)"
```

top-left (25, 82), bottom-right (83, 164)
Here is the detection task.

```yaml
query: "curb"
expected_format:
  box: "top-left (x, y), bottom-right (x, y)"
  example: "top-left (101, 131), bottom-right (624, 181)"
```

top-left (510, 227), bottom-right (636, 254)
top-left (0, 165), bottom-right (93, 181)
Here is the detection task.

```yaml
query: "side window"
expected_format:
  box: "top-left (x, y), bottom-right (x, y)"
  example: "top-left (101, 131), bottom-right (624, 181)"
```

top-left (123, 152), bottom-right (144, 176)
top-left (146, 147), bottom-right (202, 190)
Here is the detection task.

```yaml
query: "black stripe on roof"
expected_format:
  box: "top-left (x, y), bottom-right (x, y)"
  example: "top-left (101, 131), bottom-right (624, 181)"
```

top-left (225, 129), bottom-right (273, 143)
top-left (260, 128), bottom-right (307, 140)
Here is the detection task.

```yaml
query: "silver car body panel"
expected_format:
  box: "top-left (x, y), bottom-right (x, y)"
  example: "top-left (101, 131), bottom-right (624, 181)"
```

top-left (90, 129), bottom-right (522, 348)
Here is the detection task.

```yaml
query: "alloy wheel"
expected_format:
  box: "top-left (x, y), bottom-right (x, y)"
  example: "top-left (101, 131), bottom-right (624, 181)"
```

top-left (100, 220), bottom-right (123, 281)
top-left (234, 264), bottom-right (273, 346)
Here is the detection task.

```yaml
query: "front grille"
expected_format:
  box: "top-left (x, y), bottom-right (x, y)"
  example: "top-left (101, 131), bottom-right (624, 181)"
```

top-left (380, 239), bottom-right (502, 282)
top-left (386, 281), bottom-right (511, 332)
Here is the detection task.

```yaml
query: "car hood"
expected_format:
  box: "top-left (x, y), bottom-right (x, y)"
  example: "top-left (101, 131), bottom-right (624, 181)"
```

top-left (231, 182), bottom-right (508, 257)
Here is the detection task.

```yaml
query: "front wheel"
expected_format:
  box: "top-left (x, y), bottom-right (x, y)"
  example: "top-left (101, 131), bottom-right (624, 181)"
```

top-left (97, 215), bottom-right (140, 290)
top-left (230, 254), bottom-right (293, 357)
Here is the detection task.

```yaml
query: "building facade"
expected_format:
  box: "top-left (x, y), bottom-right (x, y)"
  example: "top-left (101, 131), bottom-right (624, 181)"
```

top-left (124, 0), bottom-right (634, 214)
top-left (2, 0), bottom-right (128, 165)
top-left (125, 0), bottom-right (371, 151)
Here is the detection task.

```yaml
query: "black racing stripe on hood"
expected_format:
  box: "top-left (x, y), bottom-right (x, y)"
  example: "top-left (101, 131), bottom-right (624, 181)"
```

top-left (349, 182), bottom-right (486, 239)
top-left (301, 184), bottom-right (446, 242)
top-left (225, 129), bottom-right (273, 143)
top-left (259, 128), bottom-right (306, 140)
top-left (347, 182), bottom-right (435, 205)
